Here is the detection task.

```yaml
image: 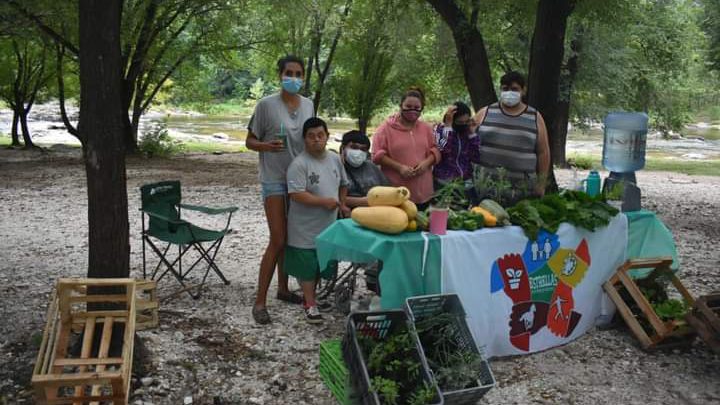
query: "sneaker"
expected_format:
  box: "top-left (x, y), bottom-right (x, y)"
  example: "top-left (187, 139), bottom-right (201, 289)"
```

top-left (304, 306), bottom-right (324, 324)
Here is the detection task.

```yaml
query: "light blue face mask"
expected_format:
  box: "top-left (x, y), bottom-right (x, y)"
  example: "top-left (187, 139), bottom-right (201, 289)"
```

top-left (281, 77), bottom-right (303, 94)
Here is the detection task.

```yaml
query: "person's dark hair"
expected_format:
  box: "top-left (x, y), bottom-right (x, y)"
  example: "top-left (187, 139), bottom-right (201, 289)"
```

top-left (453, 101), bottom-right (472, 119)
top-left (400, 86), bottom-right (426, 109)
top-left (277, 55), bottom-right (305, 75)
top-left (500, 71), bottom-right (525, 88)
top-left (341, 130), bottom-right (370, 148)
top-left (302, 117), bottom-right (328, 138)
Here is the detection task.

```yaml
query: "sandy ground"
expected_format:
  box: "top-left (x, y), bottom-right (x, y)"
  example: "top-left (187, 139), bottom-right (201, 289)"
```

top-left (0, 147), bottom-right (718, 405)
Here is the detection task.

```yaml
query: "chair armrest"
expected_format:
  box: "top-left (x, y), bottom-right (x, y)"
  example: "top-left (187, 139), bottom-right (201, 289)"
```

top-left (178, 204), bottom-right (239, 215)
top-left (142, 209), bottom-right (189, 226)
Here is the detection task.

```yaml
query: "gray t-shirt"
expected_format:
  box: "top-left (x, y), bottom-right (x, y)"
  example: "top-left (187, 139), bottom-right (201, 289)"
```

top-left (248, 93), bottom-right (314, 183)
top-left (287, 151), bottom-right (348, 249)
top-left (345, 161), bottom-right (390, 197)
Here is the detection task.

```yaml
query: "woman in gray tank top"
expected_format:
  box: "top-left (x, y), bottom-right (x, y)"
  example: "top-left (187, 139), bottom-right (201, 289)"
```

top-left (472, 71), bottom-right (551, 206)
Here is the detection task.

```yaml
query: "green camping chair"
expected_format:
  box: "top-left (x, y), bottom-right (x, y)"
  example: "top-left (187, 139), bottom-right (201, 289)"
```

top-left (140, 181), bottom-right (238, 299)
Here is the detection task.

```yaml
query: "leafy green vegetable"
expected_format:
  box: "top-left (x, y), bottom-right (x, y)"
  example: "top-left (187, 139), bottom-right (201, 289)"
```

top-left (415, 314), bottom-right (485, 391)
top-left (358, 324), bottom-right (437, 404)
top-left (507, 190), bottom-right (619, 239)
top-left (652, 299), bottom-right (689, 322)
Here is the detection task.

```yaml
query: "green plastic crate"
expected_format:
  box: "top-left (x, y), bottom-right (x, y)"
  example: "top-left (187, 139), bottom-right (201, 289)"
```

top-left (319, 339), bottom-right (354, 405)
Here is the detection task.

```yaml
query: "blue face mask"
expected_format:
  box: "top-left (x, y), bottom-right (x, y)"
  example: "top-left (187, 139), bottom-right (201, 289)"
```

top-left (281, 77), bottom-right (303, 94)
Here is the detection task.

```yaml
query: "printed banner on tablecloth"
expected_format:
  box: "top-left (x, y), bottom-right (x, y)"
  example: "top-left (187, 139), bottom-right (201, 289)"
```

top-left (440, 214), bottom-right (627, 358)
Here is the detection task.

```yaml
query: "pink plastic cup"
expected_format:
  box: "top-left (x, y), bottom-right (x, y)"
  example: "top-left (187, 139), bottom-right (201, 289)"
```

top-left (429, 209), bottom-right (449, 235)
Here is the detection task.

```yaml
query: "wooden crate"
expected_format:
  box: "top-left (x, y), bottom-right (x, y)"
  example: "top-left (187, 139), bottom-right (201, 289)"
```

top-left (603, 257), bottom-right (696, 350)
top-left (134, 280), bottom-right (158, 331)
top-left (685, 293), bottom-right (720, 353)
top-left (32, 278), bottom-right (137, 404)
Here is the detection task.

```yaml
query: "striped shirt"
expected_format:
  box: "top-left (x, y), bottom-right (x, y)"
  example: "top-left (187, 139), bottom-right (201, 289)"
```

top-left (475, 103), bottom-right (539, 204)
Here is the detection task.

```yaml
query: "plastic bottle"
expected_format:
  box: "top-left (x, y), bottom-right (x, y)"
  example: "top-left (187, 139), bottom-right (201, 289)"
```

top-left (602, 112), bottom-right (648, 173)
top-left (585, 170), bottom-right (601, 197)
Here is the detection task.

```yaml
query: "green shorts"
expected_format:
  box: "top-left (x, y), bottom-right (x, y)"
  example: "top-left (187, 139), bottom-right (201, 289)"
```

top-left (283, 246), bottom-right (337, 282)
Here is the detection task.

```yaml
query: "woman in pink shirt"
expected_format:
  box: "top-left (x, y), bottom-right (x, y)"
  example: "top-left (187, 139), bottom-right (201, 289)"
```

top-left (371, 87), bottom-right (441, 210)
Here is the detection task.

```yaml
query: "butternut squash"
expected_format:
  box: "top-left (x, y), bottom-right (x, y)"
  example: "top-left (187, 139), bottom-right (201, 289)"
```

top-left (351, 206), bottom-right (409, 234)
top-left (405, 220), bottom-right (418, 232)
top-left (400, 200), bottom-right (418, 220)
top-left (470, 206), bottom-right (498, 227)
top-left (367, 186), bottom-right (411, 207)
top-left (479, 199), bottom-right (510, 224)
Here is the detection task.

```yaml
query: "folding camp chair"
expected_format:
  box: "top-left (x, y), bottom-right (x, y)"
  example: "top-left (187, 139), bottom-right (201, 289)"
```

top-left (140, 180), bottom-right (238, 299)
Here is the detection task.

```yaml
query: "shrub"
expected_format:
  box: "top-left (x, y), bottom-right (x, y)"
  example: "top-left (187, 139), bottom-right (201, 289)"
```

top-left (138, 124), bottom-right (183, 157)
top-left (566, 155), bottom-right (594, 170)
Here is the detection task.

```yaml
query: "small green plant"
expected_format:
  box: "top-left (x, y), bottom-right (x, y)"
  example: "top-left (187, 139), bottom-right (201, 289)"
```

top-left (567, 155), bottom-right (594, 170)
top-left (415, 313), bottom-right (485, 391)
top-left (409, 383), bottom-right (438, 405)
top-left (652, 299), bottom-right (689, 322)
top-left (432, 178), bottom-right (468, 210)
top-left (371, 376), bottom-right (400, 405)
top-left (138, 123), bottom-right (183, 157)
top-left (604, 182), bottom-right (625, 201)
top-left (358, 323), bottom-right (436, 405)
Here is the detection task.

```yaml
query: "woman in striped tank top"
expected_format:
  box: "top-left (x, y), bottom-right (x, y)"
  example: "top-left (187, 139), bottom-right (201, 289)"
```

top-left (471, 71), bottom-right (551, 206)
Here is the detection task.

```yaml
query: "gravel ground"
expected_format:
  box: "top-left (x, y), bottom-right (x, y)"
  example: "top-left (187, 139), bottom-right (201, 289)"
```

top-left (0, 147), bottom-right (718, 405)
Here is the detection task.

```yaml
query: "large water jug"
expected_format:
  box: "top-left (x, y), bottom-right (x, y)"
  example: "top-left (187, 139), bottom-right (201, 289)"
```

top-left (602, 112), bottom-right (648, 173)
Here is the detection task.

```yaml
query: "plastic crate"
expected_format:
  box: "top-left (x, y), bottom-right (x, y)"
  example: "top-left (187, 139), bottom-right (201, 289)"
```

top-left (406, 294), bottom-right (496, 404)
top-left (343, 310), bottom-right (443, 405)
top-left (319, 339), bottom-right (354, 405)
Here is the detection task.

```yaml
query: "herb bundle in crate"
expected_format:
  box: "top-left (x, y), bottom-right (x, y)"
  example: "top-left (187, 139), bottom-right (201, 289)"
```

top-left (343, 310), bottom-right (443, 405)
top-left (406, 294), bottom-right (495, 404)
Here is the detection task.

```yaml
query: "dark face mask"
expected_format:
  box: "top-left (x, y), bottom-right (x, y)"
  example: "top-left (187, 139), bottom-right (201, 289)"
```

top-left (452, 123), bottom-right (470, 135)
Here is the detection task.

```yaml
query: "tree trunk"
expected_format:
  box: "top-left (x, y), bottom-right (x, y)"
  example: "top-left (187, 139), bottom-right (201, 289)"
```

top-left (552, 35), bottom-right (582, 168)
top-left (358, 117), bottom-right (368, 136)
top-left (426, 0), bottom-right (496, 110)
top-left (19, 109), bottom-right (36, 149)
top-left (56, 44), bottom-right (80, 140)
top-left (10, 110), bottom-right (21, 147)
top-left (79, 0), bottom-right (129, 279)
top-left (527, 0), bottom-right (575, 189)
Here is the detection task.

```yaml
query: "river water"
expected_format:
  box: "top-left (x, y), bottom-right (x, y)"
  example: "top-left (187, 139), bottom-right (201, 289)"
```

top-left (2, 103), bottom-right (719, 161)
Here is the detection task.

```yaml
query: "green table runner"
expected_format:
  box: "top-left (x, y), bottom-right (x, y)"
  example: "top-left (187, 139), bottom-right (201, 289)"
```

top-left (316, 219), bottom-right (442, 309)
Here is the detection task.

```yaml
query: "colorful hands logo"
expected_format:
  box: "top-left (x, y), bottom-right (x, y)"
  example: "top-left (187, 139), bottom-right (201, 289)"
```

top-left (490, 232), bottom-right (590, 351)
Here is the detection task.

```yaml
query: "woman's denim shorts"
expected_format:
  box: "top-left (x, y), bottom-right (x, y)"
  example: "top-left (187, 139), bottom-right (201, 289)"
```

top-left (261, 182), bottom-right (288, 199)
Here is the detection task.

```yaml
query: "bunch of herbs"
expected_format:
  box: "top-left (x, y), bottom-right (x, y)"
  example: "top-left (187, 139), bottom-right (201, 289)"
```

top-left (432, 179), bottom-right (469, 210)
top-left (415, 313), bottom-right (485, 391)
top-left (358, 325), bottom-right (437, 405)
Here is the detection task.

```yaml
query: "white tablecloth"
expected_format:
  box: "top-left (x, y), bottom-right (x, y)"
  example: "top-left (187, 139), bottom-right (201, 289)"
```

top-left (440, 214), bottom-right (628, 358)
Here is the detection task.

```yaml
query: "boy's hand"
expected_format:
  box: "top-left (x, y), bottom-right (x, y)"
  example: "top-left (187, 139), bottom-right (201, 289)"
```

top-left (340, 204), bottom-right (351, 218)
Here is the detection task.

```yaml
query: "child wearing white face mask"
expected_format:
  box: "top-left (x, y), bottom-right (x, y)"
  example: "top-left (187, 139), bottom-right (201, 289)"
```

top-left (340, 130), bottom-right (390, 208)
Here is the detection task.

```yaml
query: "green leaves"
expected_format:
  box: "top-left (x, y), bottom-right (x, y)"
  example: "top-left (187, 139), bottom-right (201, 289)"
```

top-left (507, 190), bottom-right (619, 239)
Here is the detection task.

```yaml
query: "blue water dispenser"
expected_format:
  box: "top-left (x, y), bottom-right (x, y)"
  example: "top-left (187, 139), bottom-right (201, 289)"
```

top-left (601, 112), bottom-right (648, 211)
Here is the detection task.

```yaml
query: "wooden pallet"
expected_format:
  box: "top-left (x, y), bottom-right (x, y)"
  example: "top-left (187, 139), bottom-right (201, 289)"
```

top-left (135, 280), bottom-right (158, 331)
top-left (32, 278), bottom-right (137, 404)
top-left (603, 257), bottom-right (696, 350)
top-left (685, 293), bottom-right (720, 353)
